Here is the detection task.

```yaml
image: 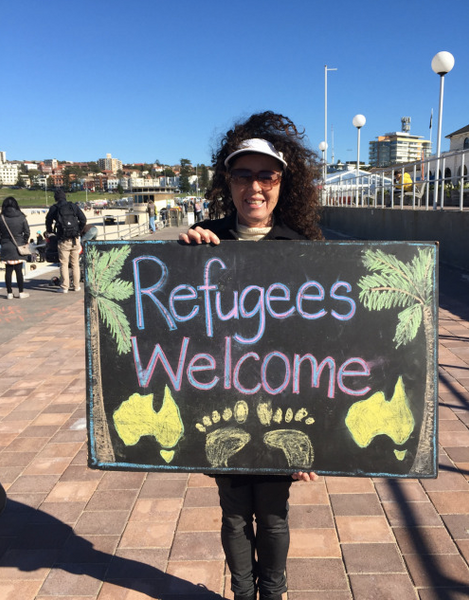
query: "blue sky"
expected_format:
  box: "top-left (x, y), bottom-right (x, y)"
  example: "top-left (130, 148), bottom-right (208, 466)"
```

top-left (1, 0), bottom-right (467, 167)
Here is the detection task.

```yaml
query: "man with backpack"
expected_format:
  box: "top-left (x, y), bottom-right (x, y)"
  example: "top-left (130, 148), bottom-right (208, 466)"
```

top-left (46, 189), bottom-right (87, 293)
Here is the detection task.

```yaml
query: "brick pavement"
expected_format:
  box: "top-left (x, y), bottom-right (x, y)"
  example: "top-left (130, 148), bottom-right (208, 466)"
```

top-left (0, 224), bottom-right (469, 599)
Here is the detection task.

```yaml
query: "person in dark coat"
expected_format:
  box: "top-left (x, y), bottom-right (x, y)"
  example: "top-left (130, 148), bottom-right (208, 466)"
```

top-left (0, 196), bottom-right (30, 300)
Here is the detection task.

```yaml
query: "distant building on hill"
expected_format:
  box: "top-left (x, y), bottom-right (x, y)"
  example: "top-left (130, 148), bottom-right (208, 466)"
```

top-left (0, 153), bottom-right (19, 186)
top-left (43, 158), bottom-right (59, 170)
top-left (369, 117), bottom-right (432, 167)
top-left (98, 153), bottom-right (122, 174)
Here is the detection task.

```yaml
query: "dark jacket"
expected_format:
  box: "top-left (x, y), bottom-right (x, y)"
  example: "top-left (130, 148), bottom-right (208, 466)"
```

top-left (0, 206), bottom-right (30, 261)
top-left (194, 213), bottom-right (307, 241)
top-left (45, 199), bottom-right (87, 241)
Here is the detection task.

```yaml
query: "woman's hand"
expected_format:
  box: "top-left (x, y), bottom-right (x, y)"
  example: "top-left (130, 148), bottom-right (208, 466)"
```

top-left (291, 471), bottom-right (319, 482)
top-left (179, 227), bottom-right (220, 245)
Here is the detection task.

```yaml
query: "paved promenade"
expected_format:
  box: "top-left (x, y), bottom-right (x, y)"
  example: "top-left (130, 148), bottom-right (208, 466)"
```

top-left (1, 224), bottom-right (469, 599)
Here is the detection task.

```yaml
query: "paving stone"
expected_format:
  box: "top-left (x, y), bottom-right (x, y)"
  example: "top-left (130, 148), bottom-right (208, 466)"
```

top-left (39, 564), bottom-right (108, 595)
top-left (171, 531), bottom-right (224, 561)
top-left (330, 493), bottom-right (384, 516)
top-left (0, 581), bottom-right (43, 600)
top-left (335, 515), bottom-right (394, 543)
top-left (426, 491), bottom-right (469, 514)
top-left (341, 542), bottom-right (405, 574)
top-left (178, 506), bottom-right (222, 532)
top-left (289, 528), bottom-right (341, 558)
top-left (85, 488), bottom-right (139, 511)
top-left (130, 497), bottom-right (183, 522)
top-left (393, 526), bottom-right (459, 555)
top-left (441, 514), bottom-right (469, 539)
top-left (6, 474), bottom-right (60, 494)
top-left (45, 479), bottom-right (100, 502)
top-left (374, 481), bottom-right (429, 502)
top-left (138, 477), bottom-right (188, 498)
top-left (348, 573), bottom-right (418, 599)
top-left (120, 520), bottom-right (177, 549)
top-left (383, 500), bottom-right (443, 527)
top-left (404, 553), bottom-right (469, 587)
top-left (74, 510), bottom-right (130, 535)
top-left (421, 469), bottom-right (469, 492)
top-left (290, 481), bottom-right (329, 504)
top-left (97, 470), bottom-right (146, 490)
top-left (184, 485), bottom-right (221, 507)
top-left (289, 504), bottom-right (334, 529)
top-left (165, 559), bottom-right (225, 595)
top-left (287, 558), bottom-right (349, 591)
top-left (324, 476), bottom-right (375, 494)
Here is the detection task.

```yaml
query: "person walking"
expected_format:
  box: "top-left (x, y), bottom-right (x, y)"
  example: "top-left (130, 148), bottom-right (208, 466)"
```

top-left (194, 200), bottom-right (203, 222)
top-left (180, 111), bottom-right (321, 600)
top-left (0, 197), bottom-right (31, 300)
top-left (147, 199), bottom-right (156, 232)
top-left (45, 189), bottom-right (87, 293)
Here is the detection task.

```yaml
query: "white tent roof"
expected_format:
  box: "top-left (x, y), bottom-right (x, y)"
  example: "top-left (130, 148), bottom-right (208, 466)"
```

top-left (326, 169), bottom-right (392, 185)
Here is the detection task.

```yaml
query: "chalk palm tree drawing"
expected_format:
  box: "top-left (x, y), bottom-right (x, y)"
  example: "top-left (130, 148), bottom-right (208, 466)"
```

top-left (357, 247), bottom-right (436, 474)
top-left (87, 245), bottom-right (134, 464)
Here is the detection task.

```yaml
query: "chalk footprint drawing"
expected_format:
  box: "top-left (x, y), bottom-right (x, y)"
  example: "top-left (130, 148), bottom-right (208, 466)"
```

top-left (195, 400), bottom-right (315, 469)
top-left (353, 247), bottom-right (436, 475)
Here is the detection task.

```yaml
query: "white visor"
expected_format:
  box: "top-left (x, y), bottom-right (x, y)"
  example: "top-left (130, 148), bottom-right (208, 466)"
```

top-left (224, 138), bottom-right (287, 169)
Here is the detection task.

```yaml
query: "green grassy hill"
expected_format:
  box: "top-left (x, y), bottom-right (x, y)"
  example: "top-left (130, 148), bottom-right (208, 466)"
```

top-left (0, 189), bottom-right (109, 208)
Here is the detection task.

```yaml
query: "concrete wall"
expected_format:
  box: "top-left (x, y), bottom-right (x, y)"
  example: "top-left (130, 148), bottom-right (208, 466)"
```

top-left (321, 207), bottom-right (469, 271)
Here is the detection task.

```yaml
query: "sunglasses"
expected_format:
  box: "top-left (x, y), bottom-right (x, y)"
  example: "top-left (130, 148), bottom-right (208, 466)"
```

top-left (229, 169), bottom-right (282, 190)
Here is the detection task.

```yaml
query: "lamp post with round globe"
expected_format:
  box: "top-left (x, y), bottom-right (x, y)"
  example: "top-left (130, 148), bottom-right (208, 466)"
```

top-left (431, 51), bottom-right (455, 210)
top-left (352, 114), bottom-right (366, 206)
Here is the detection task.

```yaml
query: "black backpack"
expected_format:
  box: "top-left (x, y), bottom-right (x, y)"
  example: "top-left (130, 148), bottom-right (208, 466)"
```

top-left (57, 202), bottom-right (81, 240)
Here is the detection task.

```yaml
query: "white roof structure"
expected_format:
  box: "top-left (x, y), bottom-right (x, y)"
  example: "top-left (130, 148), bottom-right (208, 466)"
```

top-left (326, 169), bottom-right (392, 186)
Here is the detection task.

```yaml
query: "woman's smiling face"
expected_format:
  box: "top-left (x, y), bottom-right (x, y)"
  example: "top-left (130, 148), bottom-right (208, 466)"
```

top-left (229, 153), bottom-right (283, 228)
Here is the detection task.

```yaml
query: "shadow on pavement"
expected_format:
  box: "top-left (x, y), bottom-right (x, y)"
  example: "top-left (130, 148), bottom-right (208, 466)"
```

top-left (0, 499), bottom-right (225, 599)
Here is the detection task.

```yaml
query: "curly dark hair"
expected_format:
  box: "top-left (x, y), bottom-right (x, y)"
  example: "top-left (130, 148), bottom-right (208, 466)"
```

top-left (206, 111), bottom-right (323, 240)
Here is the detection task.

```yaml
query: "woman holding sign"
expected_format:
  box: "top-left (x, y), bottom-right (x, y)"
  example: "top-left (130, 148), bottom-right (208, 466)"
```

top-left (180, 111), bottom-right (321, 600)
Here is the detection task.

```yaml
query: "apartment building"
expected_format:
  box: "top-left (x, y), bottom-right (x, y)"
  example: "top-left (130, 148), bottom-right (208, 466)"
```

top-left (0, 159), bottom-right (19, 186)
top-left (369, 118), bottom-right (432, 167)
top-left (43, 159), bottom-right (59, 170)
top-left (98, 153), bottom-right (122, 174)
top-left (369, 132), bottom-right (432, 167)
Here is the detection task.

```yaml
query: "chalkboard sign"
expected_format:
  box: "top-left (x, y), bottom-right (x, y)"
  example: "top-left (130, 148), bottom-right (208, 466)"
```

top-left (84, 240), bottom-right (438, 478)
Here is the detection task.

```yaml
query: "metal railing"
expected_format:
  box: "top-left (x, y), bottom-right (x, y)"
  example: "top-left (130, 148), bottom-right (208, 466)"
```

top-left (91, 210), bottom-right (186, 240)
top-left (96, 213), bottom-right (149, 240)
top-left (322, 147), bottom-right (469, 211)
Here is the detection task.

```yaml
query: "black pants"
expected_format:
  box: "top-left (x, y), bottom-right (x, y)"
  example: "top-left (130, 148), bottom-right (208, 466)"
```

top-left (215, 476), bottom-right (292, 600)
top-left (5, 263), bottom-right (24, 294)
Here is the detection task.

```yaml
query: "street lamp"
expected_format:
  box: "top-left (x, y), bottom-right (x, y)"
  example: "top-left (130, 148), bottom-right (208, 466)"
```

top-left (352, 114), bottom-right (366, 205)
top-left (318, 141), bottom-right (328, 204)
top-left (431, 51), bottom-right (455, 210)
top-left (318, 141), bottom-right (328, 177)
top-left (324, 65), bottom-right (337, 169)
